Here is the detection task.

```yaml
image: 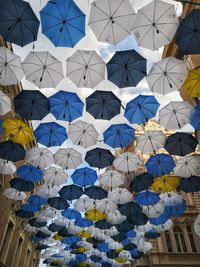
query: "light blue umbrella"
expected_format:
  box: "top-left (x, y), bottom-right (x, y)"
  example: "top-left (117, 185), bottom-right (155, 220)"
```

top-left (71, 167), bottom-right (98, 187)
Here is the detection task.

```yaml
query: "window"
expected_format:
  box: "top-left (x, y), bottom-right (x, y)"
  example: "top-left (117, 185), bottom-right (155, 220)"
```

top-left (187, 226), bottom-right (197, 252)
top-left (174, 226), bottom-right (187, 252)
top-left (12, 236), bottom-right (23, 267)
top-left (0, 220), bottom-right (14, 262)
top-left (164, 231), bottom-right (173, 252)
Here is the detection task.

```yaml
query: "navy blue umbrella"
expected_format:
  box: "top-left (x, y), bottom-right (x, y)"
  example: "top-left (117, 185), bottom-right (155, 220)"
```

top-left (36, 244), bottom-right (49, 251)
top-left (106, 250), bottom-right (119, 259)
top-left (165, 201), bottom-right (186, 217)
top-left (86, 90), bottom-right (121, 120)
top-left (0, 0), bottom-right (39, 47)
top-left (90, 255), bottom-right (101, 262)
top-left (58, 228), bottom-right (72, 238)
top-left (130, 173), bottom-right (154, 193)
top-left (21, 203), bottom-right (40, 213)
top-left (84, 186), bottom-right (107, 200)
top-left (191, 104), bottom-right (200, 130)
top-left (15, 210), bottom-right (34, 218)
top-left (14, 90), bottom-right (49, 120)
top-left (145, 229), bottom-right (160, 239)
top-left (71, 167), bottom-right (98, 187)
top-left (95, 219), bottom-right (112, 230)
top-left (115, 221), bottom-right (133, 233)
top-left (0, 141), bottom-right (25, 162)
top-left (29, 218), bottom-right (47, 228)
top-left (111, 233), bottom-right (126, 242)
top-left (10, 178), bottom-right (34, 192)
top-left (178, 176), bottom-right (200, 193)
top-left (59, 185), bottom-right (83, 201)
top-left (107, 49), bottom-right (147, 88)
top-left (119, 201), bottom-right (146, 225)
top-left (36, 231), bottom-right (51, 239)
top-left (48, 197), bottom-right (69, 210)
top-left (16, 165), bottom-right (43, 182)
top-left (48, 223), bottom-right (64, 232)
top-left (124, 243), bottom-right (137, 251)
top-left (85, 148), bottom-right (114, 169)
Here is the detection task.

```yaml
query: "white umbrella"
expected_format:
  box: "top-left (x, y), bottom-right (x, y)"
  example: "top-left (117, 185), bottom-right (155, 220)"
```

top-left (22, 51), bottom-right (64, 88)
top-left (142, 202), bottom-right (165, 218)
top-left (113, 152), bottom-right (143, 173)
top-left (160, 192), bottom-right (184, 206)
top-left (100, 170), bottom-right (125, 189)
top-left (74, 197), bottom-right (95, 212)
top-left (67, 225), bottom-right (82, 234)
top-left (194, 214), bottom-right (200, 237)
top-left (136, 240), bottom-right (152, 253)
top-left (88, 0), bottom-right (136, 45)
top-left (132, 0), bottom-right (179, 51)
top-left (66, 50), bottom-right (105, 88)
top-left (108, 188), bottom-right (133, 204)
top-left (136, 130), bottom-right (166, 154)
top-left (154, 219), bottom-right (173, 232)
top-left (107, 210), bottom-right (126, 224)
top-left (43, 167), bottom-right (68, 186)
top-left (25, 147), bottom-right (54, 169)
top-left (39, 207), bottom-right (61, 219)
top-left (159, 101), bottom-right (193, 129)
top-left (0, 158), bottom-right (16, 175)
top-left (3, 188), bottom-right (27, 201)
top-left (0, 91), bottom-right (11, 115)
top-left (119, 251), bottom-right (132, 260)
top-left (174, 155), bottom-right (200, 178)
top-left (95, 198), bottom-right (118, 213)
top-left (54, 217), bottom-right (70, 227)
top-left (0, 47), bottom-right (24, 86)
top-left (24, 224), bottom-right (37, 233)
top-left (36, 183), bottom-right (60, 198)
top-left (108, 242), bottom-right (123, 250)
top-left (68, 120), bottom-right (99, 148)
top-left (54, 148), bottom-right (82, 170)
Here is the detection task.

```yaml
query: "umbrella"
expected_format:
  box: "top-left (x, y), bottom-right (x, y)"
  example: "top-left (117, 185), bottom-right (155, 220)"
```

top-left (165, 201), bottom-right (186, 217)
top-left (99, 170), bottom-right (125, 189)
top-left (10, 178), bottom-right (34, 192)
top-left (43, 167), bottom-right (68, 186)
top-left (160, 192), bottom-right (183, 206)
top-left (135, 191), bottom-right (160, 206)
top-left (0, 91), bottom-right (11, 115)
top-left (66, 50), bottom-right (105, 88)
top-left (130, 173), bottom-right (154, 193)
top-left (25, 147), bottom-right (54, 169)
top-left (21, 203), bottom-right (40, 213)
top-left (15, 210), bottom-right (34, 219)
top-left (0, 158), bottom-right (16, 175)
top-left (0, 47), bottom-right (24, 85)
top-left (136, 130), bottom-right (166, 154)
top-left (95, 198), bottom-right (117, 214)
top-left (74, 198), bottom-right (95, 212)
top-left (68, 120), bottom-right (99, 148)
top-left (29, 218), bottom-right (47, 228)
top-left (14, 90), bottom-right (49, 120)
top-left (16, 165), bottom-right (43, 182)
top-left (142, 202), bottom-right (165, 218)
top-left (62, 208), bottom-right (81, 220)
top-left (191, 105), bottom-right (200, 130)
top-left (107, 49), bottom-right (147, 88)
top-left (145, 229), bottom-right (160, 239)
top-left (95, 220), bottom-right (112, 230)
top-left (85, 148), bottom-right (114, 169)
top-left (48, 223), bottom-right (64, 233)
top-left (118, 201), bottom-right (144, 224)
top-left (3, 188), bottom-right (27, 201)
top-left (75, 219), bottom-right (94, 228)
top-left (182, 67), bottom-right (200, 98)
top-left (88, 0), bottom-right (136, 45)
top-left (84, 186), bottom-right (107, 200)
top-left (2, 119), bottom-right (34, 145)
top-left (103, 124), bottom-right (135, 149)
top-left (71, 167), bottom-right (98, 187)
top-left (86, 91), bottom-right (121, 120)
top-left (22, 51), bottom-right (64, 88)
top-left (132, 0), bottom-right (179, 51)
top-left (174, 155), bottom-right (200, 178)
top-left (154, 219), bottom-right (173, 232)
top-left (108, 188), bottom-right (133, 204)
top-left (49, 91), bottom-right (84, 122)
top-left (149, 211), bottom-right (169, 226)
top-left (34, 122), bottom-right (67, 147)
top-left (107, 210), bottom-right (126, 225)
top-left (40, 0), bottom-right (85, 47)
top-left (124, 95), bottom-right (159, 124)
top-left (49, 197), bottom-right (69, 210)
top-left (152, 175), bottom-right (180, 193)
top-left (0, 141), bottom-right (25, 162)
top-left (115, 221), bottom-right (133, 233)
top-left (27, 195), bottom-right (48, 207)
top-left (146, 57), bottom-right (187, 95)
top-left (145, 154), bottom-right (175, 177)
top-left (164, 133), bottom-right (198, 156)
top-left (194, 214), bottom-right (200, 237)
top-left (176, 9), bottom-right (200, 55)
top-left (54, 148), bottom-right (82, 170)
top-left (113, 152), bottom-right (143, 173)
top-left (178, 176), bottom-right (200, 193)
top-left (158, 101), bottom-right (193, 129)
top-left (0, 0), bottom-right (39, 46)
top-left (54, 217), bottom-right (70, 227)
top-left (59, 185), bottom-right (83, 201)
top-left (36, 184), bottom-right (60, 198)
top-left (85, 208), bottom-right (106, 221)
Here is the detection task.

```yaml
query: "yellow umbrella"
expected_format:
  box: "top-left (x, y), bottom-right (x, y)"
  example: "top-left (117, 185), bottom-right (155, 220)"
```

top-left (182, 67), bottom-right (200, 97)
top-left (53, 234), bottom-right (63, 241)
top-left (76, 246), bottom-right (88, 253)
top-left (115, 258), bottom-right (127, 264)
top-left (79, 263), bottom-right (88, 267)
top-left (152, 175), bottom-right (180, 193)
top-left (77, 230), bottom-right (91, 239)
top-left (85, 208), bottom-right (106, 221)
top-left (2, 118), bottom-right (34, 145)
top-left (116, 248), bottom-right (124, 253)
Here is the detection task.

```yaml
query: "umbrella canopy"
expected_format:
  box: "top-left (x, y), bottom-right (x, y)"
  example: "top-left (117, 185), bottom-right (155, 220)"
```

top-left (142, 202), bottom-right (165, 218)
top-left (178, 176), bottom-right (200, 193)
top-left (40, 0), bottom-right (85, 47)
top-left (16, 165), bottom-right (43, 182)
top-left (100, 170), bottom-right (125, 189)
top-left (191, 105), bottom-right (200, 130)
top-left (36, 184), bottom-right (60, 198)
top-left (118, 201), bottom-right (143, 224)
top-left (194, 214), bottom-right (200, 237)
top-left (113, 152), bottom-right (143, 173)
top-left (164, 133), bottom-right (198, 156)
top-left (66, 50), bottom-right (105, 88)
top-left (34, 122), bottom-right (67, 147)
top-left (68, 120), bottom-right (99, 148)
top-left (25, 147), bottom-right (54, 169)
top-left (22, 51), bottom-right (64, 88)
top-left (71, 167), bottom-right (98, 187)
top-left (108, 188), bottom-right (133, 204)
top-left (149, 211), bottom-right (169, 226)
top-left (88, 0), bottom-right (136, 45)
top-left (165, 201), bottom-right (186, 217)
top-left (85, 208), bottom-right (106, 221)
top-left (135, 191), bottom-right (160, 206)
top-left (95, 198), bottom-right (117, 214)
top-left (95, 220), bottom-right (112, 230)
top-left (174, 155), bottom-right (200, 178)
top-left (146, 57), bottom-right (187, 95)
top-left (86, 90), bottom-right (121, 120)
top-left (107, 210), bottom-right (126, 225)
top-left (0, 158), bottom-right (16, 175)
top-left (59, 185), bottom-right (83, 201)
top-left (74, 198), bottom-right (95, 212)
top-left (124, 95), bottom-right (159, 124)
top-left (75, 218), bottom-right (94, 228)
top-left (130, 173), bottom-right (154, 193)
top-left (49, 197), bottom-right (69, 210)
top-left (14, 90), bottom-right (49, 120)
top-left (0, 91), bottom-right (11, 115)
top-left (43, 167), bottom-right (68, 186)
top-left (132, 0), bottom-right (179, 51)
top-left (85, 148), bottom-right (114, 169)
top-left (54, 148), bottom-right (82, 170)
top-left (62, 208), bottom-right (81, 220)
top-left (182, 67), bottom-right (200, 98)
top-left (27, 195), bottom-right (48, 207)
top-left (0, 141), bottom-right (26, 162)
top-left (84, 186), bottom-right (108, 200)
top-left (176, 9), bottom-right (200, 55)
top-left (10, 177), bottom-right (34, 192)
top-left (160, 192), bottom-right (183, 206)
top-left (152, 175), bottom-right (180, 193)
top-left (0, 0), bottom-right (39, 46)
top-left (3, 188), bottom-right (27, 201)
top-left (107, 49), bottom-right (147, 88)
top-left (16, 210), bottom-right (34, 219)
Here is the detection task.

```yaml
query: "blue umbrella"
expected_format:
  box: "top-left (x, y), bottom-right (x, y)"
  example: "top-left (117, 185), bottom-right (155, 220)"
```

top-left (15, 210), bottom-right (34, 218)
top-left (62, 208), bottom-right (81, 220)
top-left (71, 167), bottom-right (98, 187)
top-left (59, 185), bottom-right (83, 201)
top-left (123, 242), bottom-right (137, 251)
top-left (127, 230), bottom-right (137, 239)
top-left (49, 91), bottom-right (84, 122)
top-left (107, 49), bottom-right (147, 88)
top-left (124, 95), bottom-right (159, 124)
top-left (191, 104), bottom-right (200, 130)
top-left (112, 233), bottom-right (127, 242)
top-left (149, 211), bottom-right (169, 226)
top-left (36, 230), bottom-right (51, 239)
top-left (130, 173), bottom-right (154, 193)
top-left (16, 165), bottom-right (43, 182)
top-left (145, 229), bottom-right (160, 239)
top-left (165, 201), bottom-right (186, 217)
top-left (76, 253), bottom-right (87, 262)
top-left (95, 219), bottom-right (112, 230)
top-left (85, 148), bottom-right (114, 169)
top-left (145, 154), bottom-right (175, 177)
top-left (10, 178), bottom-right (34, 192)
top-left (40, 0), bottom-right (85, 47)
top-left (0, 119), bottom-right (3, 135)
top-left (115, 221), bottom-right (133, 233)
top-left (178, 176), bottom-right (200, 193)
top-left (29, 218), bottom-right (47, 228)
top-left (84, 186), bottom-right (107, 200)
top-left (130, 213), bottom-right (148, 226)
top-left (106, 250), bottom-right (119, 259)
top-left (27, 195), bottom-right (48, 207)
top-left (48, 197), bottom-right (69, 210)
top-left (135, 191), bottom-right (160, 206)
top-left (21, 203), bottom-right (40, 213)
top-left (0, 141), bottom-right (25, 162)
top-left (0, 0), bottom-right (39, 47)
top-left (61, 236), bottom-right (82, 245)
top-left (48, 223), bottom-right (64, 232)
top-left (90, 255), bottom-right (101, 262)
top-left (75, 218), bottom-right (93, 227)
top-left (34, 122), bottom-right (67, 147)
top-left (96, 242), bottom-right (109, 252)
top-left (103, 123), bottom-right (135, 149)
top-left (36, 244), bottom-right (49, 251)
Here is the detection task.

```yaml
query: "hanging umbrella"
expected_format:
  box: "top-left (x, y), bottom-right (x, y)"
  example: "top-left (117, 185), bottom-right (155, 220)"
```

top-left (59, 185), bottom-right (83, 201)
top-left (95, 198), bottom-right (117, 214)
top-left (21, 203), bottom-right (40, 213)
top-left (108, 188), bottom-right (133, 204)
top-left (75, 219), bottom-right (94, 228)
top-left (132, 0), bottom-right (179, 51)
top-left (154, 219), bottom-right (173, 232)
top-left (100, 170), bottom-right (125, 189)
top-left (48, 197), bottom-right (69, 210)
top-left (40, 0), bottom-right (85, 47)
top-left (27, 195), bottom-right (48, 207)
top-left (95, 220), bottom-right (112, 230)
top-left (14, 90), bottom-right (49, 120)
top-left (3, 188), bottom-right (27, 201)
top-left (68, 120), bottom-right (99, 148)
top-left (130, 173), bottom-right (154, 193)
top-left (119, 201), bottom-right (145, 224)
top-left (34, 122), bottom-right (67, 147)
top-left (22, 51), bottom-right (64, 88)
top-left (115, 221), bottom-right (133, 233)
top-left (145, 229), bottom-right (160, 239)
top-left (135, 191), bottom-right (160, 206)
top-left (25, 147), bottom-right (54, 169)
top-left (16, 165), bottom-right (43, 182)
top-left (84, 186), bottom-right (107, 200)
top-left (159, 101), bottom-right (193, 129)
top-left (182, 67), bottom-right (200, 98)
top-left (145, 154), bottom-right (175, 177)
top-left (165, 201), bottom-right (186, 217)
top-left (107, 210), bottom-right (126, 225)
top-left (0, 0), bottom-right (39, 47)
top-left (191, 105), bottom-right (200, 130)
top-left (0, 91), bottom-right (11, 115)
top-left (178, 176), bottom-right (200, 193)
top-left (66, 50), bottom-right (105, 88)
top-left (164, 133), bottom-right (198, 156)
top-left (113, 152), bottom-right (143, 173)
top-left (10, 177), bottom-right (34, 192)
top-left (74, 198), bottom-right (95, 212)
top-left (85, 208), bottom-right (106, 221)
top-left (149, 211), bottom-right (169, 226)
top-left (194, 214), bottom-right (200, 237)
top-left (174, 155), bottom-right (200, 178)
top-left (103, 124), bottom-right (135, 149)
top-left (54, 217), bottom-right (70, 227)
top-left (43, 167), bottom-right (68, 186)
top-left (85, 148), bottom-right (114, 169)
top-left (0, 141), bottom-right (26, 162)
top-left (124, 95), bottom-right (159, 124)
top-left (136, 130), bottom-right (166, 154)
top-left (54, 148), bottom-right (82, 170)
top-left (0, 158), bottom-right (16, 175)
top-left (48, 223), bottom-right (64, 233)
top-left (71, 167), bottom-right (98, 187)
top-left (15, 210), bottom-right (34, 219)
top-left (107, 49), bottom-right (147, 88)
top-left (146, 57), bottom-right (187, 95)
top-left (88, 0), bottom-right (136, 45)
top-left (62, 208), bottom-right (81, 220)
top-left (152, 175), bottom-right (180, 193)
top-left (36, 184), bottom-right (60, 198)
top-left (2, 118), bottom-right (34, 145)
top-left (142, 202), bottom-right (165, 218)
top-left (29, 218), bottom-right (47, 228)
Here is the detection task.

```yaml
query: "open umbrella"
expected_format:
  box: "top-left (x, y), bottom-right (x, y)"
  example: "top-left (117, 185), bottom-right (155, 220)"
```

top-left (74, 198), bottom-right (95, 212)
top-left (152, 175), bottom-right (180, 193)
top-left (95, 220), bottom-right (112, 230)
top-left (16, 165), bottom-right (43, 182)
top-left (85, 208), bottom-right (106, 221)
top-left (43, 167), bottom-right (68, 186)
top-left (71, 167), bottom-right (98, 187)
top-left (0, 141), bottom-right (26, 162)
top-left (54, 148), bottom-right (82, 170)
top-left (100, 170), bottom-right (125, 189)
top-left (113, 152), bottom-right (143, 173)
top-left (0, 91), bottom-right (11, 115)
top-left (59, 185), bottom-right (83, 201)
top-left (107, 49), bottom-right (147, 88)
top-left (178, 176), bottom-right (200, 193)
top-left (25, 147), bottom-right (54, 169)
top-left (107, 210), bottom-right (126, 225)
top-left (0, 158), bottom-right (16, 175)
top-left (174, 155), bottom-right (200, 178)
top-left (194, 214), bottom-right (200, 237)
top-left (160, 192), bottom-right (183, 207)
top-left (36, 184), bottom-right (60, 198)
top-left (16, 210), bottom-right (34, 219)
top-left (10, 177), bottom-right (34, 192)
top-left (85, 148), bottom-right (114, 169)
top-left (75, 218), bottom-right (94, 228)
top-left (84, 186), bottom-right (107, 200)
top-left (135, 191), bottom-right (160, 206)
top-left (142, 202), bottom-right (165, 218)
top-left (49, 197), bottom-right (69, 210)
top-left (191, 105), bottom-right (200, 130)
top-left (165, 201), bottom-right (186, 217)
top-left (130, 173), bottom-right (154, 193)
top-left (27, 195), bottom-right (48, 208)
top-left (108, 188), bottom-right (133, 204)
top-left (3, 188), bottom-right (27, 201)
top-left (182, 67), bottom-right (200, 98)
top-left (62, 208), bottom-right (81, 220)
top-left (95, 198), bottom-right (117, 214)
top-left (118, 201), bottom-right (143, 225)
top-left (132, 0), bottom-right (179, 51)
